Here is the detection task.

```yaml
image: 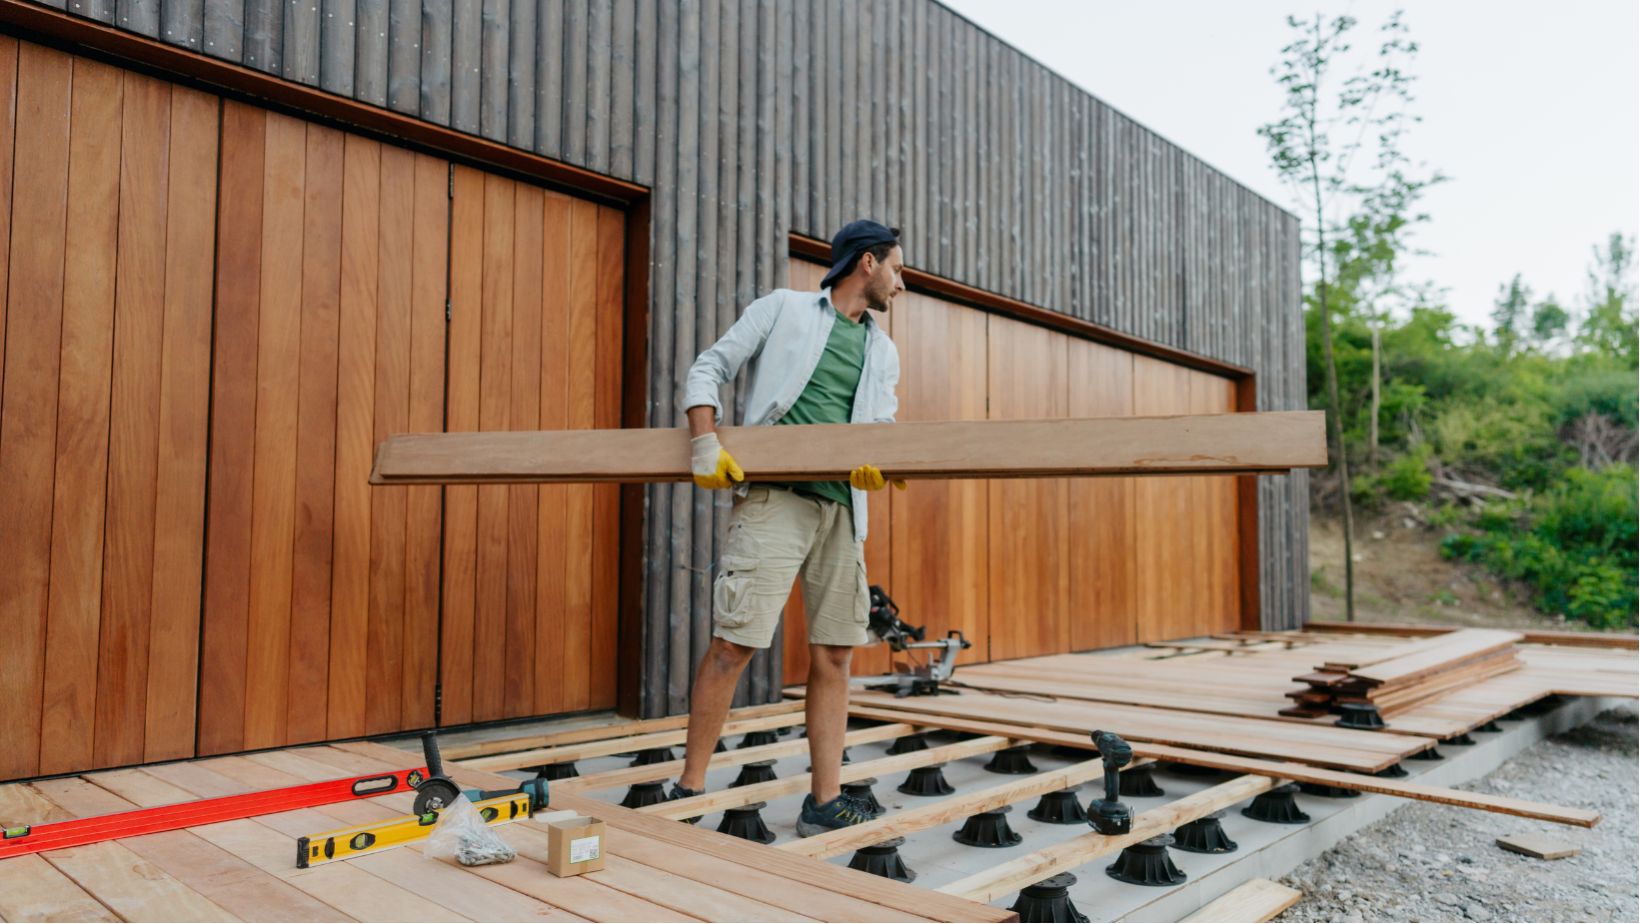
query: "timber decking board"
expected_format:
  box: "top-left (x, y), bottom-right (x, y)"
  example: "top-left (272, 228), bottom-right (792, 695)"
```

top-left (848, 687), bottom-right (1430, 771)
top-left (368, 410), bottom-right (1328, 484)
top-left (342, 739), bottom-right (1013, 923)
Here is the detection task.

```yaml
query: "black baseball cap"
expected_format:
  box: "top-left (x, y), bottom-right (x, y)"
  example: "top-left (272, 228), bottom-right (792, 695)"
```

top-left (820, 220), bottom-right (901, 290)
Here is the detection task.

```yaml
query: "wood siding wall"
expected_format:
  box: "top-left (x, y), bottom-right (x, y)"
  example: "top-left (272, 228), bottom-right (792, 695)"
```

top-left (13, 0), bottom-right (1309, 720)
top-left (0, 37), bottom-right (628, 779)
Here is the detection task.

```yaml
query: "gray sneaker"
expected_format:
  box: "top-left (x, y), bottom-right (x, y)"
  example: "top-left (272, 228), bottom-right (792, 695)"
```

top-left (795, 793), bottom-right (872, 837)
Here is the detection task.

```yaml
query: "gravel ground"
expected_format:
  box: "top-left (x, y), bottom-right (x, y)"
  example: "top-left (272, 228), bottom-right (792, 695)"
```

top-left (1276, 706), bottom-right (1638, 923)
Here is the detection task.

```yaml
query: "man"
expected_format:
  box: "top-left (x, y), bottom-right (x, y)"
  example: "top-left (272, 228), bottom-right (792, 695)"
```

top-left (670, 220), bottom-right (907, 835)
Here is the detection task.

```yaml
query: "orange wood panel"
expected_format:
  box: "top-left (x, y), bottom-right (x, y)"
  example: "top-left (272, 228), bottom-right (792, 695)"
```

top-left (887, 290), bottom-right (988, 669)
top-left (1066, 338), bottom-right (1138, 651)
top-left (365, 144), bottom-right (415, 735)
top-left (38, 56), bottom-right (121, 777)
top-left (562, 197), bottom-right (599, 712)
top-left (986, 316), bottom-right (1071, 662)
top-left (286, 121), bottom-right (343, 745)
top-left (402, 153), bottom-right (448, 729)
top-left (472, 172), bottom-right (515, 723)
top-left (1192, 370), bottom-right (1241, 635)
top-left (1132, 355), bottom-right (1193, 642)
top-left (0, 35), bottom-right (16, 411)
top-left (198, 100), bottom-right (266, 756)
top-left (94, 72), bottom-right (171, 767)
top-left (241, 109), bottom-right (306, 750)
top-left (591, 205), bottom-right (625, 708)
top-left (142, 82), bottom-right (218, 762)
top-left (327, 133), bottom-right (380, 740)
top-left (439, 164), bottom-right (485, 727)
top-left (532, 190), bottom-right (572, 717)
top-left (0, 42), bottom-right (71, 781)
top-left (507, 183), bottom-right (545, 712)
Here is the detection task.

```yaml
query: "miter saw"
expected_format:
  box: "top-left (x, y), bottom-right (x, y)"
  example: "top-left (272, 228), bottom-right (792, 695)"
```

top-left (863, 585), bottom-right (971, 697)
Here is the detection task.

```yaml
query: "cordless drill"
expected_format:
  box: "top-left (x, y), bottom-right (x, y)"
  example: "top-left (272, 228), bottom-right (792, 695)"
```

top-left (1088, 729), bottom-right (1133, 835)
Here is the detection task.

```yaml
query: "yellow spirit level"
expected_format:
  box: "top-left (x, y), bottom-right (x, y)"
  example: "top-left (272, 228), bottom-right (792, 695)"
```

top-left (295, 790), bottom-right (533, 868)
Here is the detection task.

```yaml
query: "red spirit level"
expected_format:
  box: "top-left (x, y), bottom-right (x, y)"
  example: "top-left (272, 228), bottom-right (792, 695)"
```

top-left (0, 767), bottom-right (428, 859)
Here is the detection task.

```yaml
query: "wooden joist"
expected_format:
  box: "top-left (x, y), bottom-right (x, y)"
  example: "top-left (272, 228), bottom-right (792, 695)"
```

top-left (368, 411), bottom-right (1328, 485)
top-left (645, 735), bottom-right (1019, 821)
top-left (554, 722), bottom-right (917, 793)
top-left (443, 700), bottom-right (804, 761)
top-left (937, 775), bottom-right (1278, 902)
top-left (460, 710), bottom-right (798, 772)
top-left (780, 758), bottom-right (1106, 859)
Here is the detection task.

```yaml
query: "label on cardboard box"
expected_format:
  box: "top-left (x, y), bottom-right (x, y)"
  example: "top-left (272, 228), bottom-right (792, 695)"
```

top-left (569, 835), bottom-right (601, 864)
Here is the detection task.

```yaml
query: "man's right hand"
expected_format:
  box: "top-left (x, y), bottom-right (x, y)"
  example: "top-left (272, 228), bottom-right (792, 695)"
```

top-left (690, 432), bottom-right (745, 490)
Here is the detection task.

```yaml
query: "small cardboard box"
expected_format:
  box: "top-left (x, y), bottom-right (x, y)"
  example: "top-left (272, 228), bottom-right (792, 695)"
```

top-left (545, 815), bottom-right (606, 876)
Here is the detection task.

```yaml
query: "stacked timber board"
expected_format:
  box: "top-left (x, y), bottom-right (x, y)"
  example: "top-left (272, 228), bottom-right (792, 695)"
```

top-left (1282, 629), bottom-right (1523, 720)
top-left (368, 412), bottom-right (1327, 484)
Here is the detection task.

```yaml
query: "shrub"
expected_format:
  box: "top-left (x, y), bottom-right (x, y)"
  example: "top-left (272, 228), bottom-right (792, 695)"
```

top-left (1439, 465), bottom-right (1638, 628)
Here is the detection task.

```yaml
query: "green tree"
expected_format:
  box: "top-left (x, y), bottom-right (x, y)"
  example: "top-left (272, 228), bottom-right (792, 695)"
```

top-left (1576, 232), bottom-right (1638, 364)
top-left (1530, 296), bottom-right (1570, 351)
top-left (1259, 9), bottom-right (1441, 620)
top-left (1491, 274), bottom-right (1531, 355)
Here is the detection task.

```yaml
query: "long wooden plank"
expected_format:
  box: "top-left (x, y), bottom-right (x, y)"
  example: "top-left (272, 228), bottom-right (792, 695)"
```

top-left (1182, 879), bottom-right (1303, 923)
top-left (646, 736), bottom-right (1018, 821)
top-left (444, 699), bottom-right (804, 760)
top-left (339, 740), bottom-right (1008, 923)
top-left (370, 411), bottom-right (1328, 484)
top-left (556, 723), bottom-right (916, 794)
top-left (287, 120), bottom-right (343, 747)
top-left (38, 55), bottom-right (120, 778)
top-left (96, 70), bottom-right (172, 768)
top-left (143, 81), bottom-right (219, 763)
top-left (198, 100), bottom-right (265, 757)
top-left (849, 688), bottom-right (1428, 771)
top-left (1305, 621), bottom-right (1639, 651)
top-left (0, 41), bottom-right (71, 782)
top-left (850, 705), bottom-right (1602, 827)
top-left (939, 775), bottom-right (1277, 902)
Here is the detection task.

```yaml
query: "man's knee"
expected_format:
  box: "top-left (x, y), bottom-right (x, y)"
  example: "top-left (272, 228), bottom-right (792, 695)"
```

top-left (809, 644), bottom-right (853, 673)
top-left (707, 636), bottom-right (757, 671)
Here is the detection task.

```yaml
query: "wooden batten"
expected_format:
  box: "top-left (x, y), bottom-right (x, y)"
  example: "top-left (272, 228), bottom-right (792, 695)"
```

top-left (369, 412), bottom-right (1328, 485)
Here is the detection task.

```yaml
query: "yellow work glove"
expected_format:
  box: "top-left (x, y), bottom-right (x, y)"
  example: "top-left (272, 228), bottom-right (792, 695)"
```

top-left (690, 433), bottom-right (745, 490)
top-left (849, 464), bottom-right (908, 492)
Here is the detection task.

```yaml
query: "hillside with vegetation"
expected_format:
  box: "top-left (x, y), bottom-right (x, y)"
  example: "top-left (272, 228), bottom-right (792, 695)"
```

top-left (1261, 12), bottom-right (1637, 631)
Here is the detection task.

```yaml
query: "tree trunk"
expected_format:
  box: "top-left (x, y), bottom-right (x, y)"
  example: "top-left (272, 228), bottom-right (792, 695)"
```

top-left (1312, 176), bottom-right (1356, 622)
top-left (1369, 326), bottom-right (1381, 467)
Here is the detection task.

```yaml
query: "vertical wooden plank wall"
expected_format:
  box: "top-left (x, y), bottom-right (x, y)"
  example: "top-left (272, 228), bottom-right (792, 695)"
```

top-left (440, 169), bottom-right (625, 725)
top-left (0, 43), bottom-right (218, 780)
top-left (197, 105), bottom-right (452, 755)
top-left (16, 0), bottom-right (1308, 721)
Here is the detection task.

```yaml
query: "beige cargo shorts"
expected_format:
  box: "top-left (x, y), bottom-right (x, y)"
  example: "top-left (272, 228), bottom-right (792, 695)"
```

top-left (711, 485), bottom-right (870, 649)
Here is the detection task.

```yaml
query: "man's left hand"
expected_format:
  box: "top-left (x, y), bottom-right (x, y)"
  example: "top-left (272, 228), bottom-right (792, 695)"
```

top-left (849, 464), bottom-right (907, 492)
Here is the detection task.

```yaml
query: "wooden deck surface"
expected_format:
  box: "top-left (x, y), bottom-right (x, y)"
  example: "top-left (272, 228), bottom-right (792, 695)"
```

top-left (0, 741), bottom-right (1013, 923)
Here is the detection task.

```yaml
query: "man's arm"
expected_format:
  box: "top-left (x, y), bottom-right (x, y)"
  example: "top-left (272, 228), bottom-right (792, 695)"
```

top-left (682, 293), bottom-right (780, 425)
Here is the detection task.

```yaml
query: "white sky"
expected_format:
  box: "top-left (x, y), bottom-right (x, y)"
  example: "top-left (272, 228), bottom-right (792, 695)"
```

top-left (941, 0), bottom-right (1640, 332)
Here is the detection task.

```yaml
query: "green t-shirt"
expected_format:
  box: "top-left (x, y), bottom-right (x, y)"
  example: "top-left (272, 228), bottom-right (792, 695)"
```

top-left (771, 307), bottom-right (868, 507)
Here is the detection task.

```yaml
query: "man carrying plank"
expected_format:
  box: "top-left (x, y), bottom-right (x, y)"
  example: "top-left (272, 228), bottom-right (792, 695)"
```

top-left (669, 220), bottom-right (906, 835)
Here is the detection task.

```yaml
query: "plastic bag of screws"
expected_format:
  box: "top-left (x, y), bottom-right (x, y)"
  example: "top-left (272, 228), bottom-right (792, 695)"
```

top-left (424, 795), bottom-right (517, 867)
